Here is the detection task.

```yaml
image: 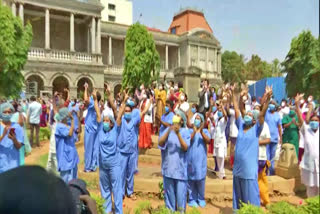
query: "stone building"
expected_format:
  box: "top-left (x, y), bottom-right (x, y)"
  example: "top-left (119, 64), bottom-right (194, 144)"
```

top-left (3, 0), bottom-right (222, 102)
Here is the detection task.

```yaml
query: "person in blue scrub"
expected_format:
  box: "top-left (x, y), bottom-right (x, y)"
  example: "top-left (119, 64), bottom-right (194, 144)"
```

top-left (157, 100), bottom-right (174, 136)
top-left (118, 92), bottom-right (151, 200)
top-left (187, 113), bottom-right (210, 208)
top-left (84, 83), bottom-right (102, 172)
top-left (231, 85), bottom-right (272, 210)
top-left (68, 99), bottom-right (81, 142)
top-left (129, 98), bottom-right (141, 175)
top-left (55, 107), bottom-right (79, 183)
top-left (94, 89), bottom-right (125, 214)
top-left (265, 100), bottom-right (282, 175)
top-left (158, 110), bottom-right (191, 212)
top-left (0, 103), bottom-right (24, 173)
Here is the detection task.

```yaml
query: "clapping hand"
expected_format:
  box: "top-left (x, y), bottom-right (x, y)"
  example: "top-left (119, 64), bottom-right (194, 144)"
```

top-left (84, 82), bottom-right (89, 89)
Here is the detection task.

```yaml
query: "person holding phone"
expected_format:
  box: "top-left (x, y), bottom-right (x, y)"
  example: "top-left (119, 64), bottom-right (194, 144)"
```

top-left (0, 102), bottom-right (24, 173)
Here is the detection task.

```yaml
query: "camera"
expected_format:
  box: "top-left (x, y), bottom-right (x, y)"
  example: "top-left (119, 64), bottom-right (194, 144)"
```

top-left (68, 179), bottom-right (92, 214)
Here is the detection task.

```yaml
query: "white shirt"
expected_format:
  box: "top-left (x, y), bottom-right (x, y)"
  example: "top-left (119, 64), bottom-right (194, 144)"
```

top-left (27, 101), bottom-right (42, 124)
top-left (175, 101), bottom-right (190, 113)
top-left (207, 117), bottom-right (215, 140)
top-left (204, 91), bottom-right (209, 108)
top-left (140, 99), bottom-right (153, 123)
top-left (258, 122), bottom-right (271, 160)
top-left (229, 109), bottom-right (238, 138)
top-left (300, 122), bottom-right (319, 173)
top-left (214, 117), bottom-right (227, 148)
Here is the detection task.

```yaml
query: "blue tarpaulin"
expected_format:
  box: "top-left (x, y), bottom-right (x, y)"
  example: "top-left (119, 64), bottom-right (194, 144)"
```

top-left (249, 77), bottom-right (287, 104)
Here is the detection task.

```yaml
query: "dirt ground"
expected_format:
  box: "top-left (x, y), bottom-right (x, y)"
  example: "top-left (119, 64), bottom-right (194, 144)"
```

top-left (25, 140), bottom-right (306, 214)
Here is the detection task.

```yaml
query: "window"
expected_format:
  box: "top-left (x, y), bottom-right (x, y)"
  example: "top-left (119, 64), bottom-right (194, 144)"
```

top-left (170, 27), bottom-right (176, 34)
top-left (108, 4), bottom-right (115, 10)
top-left (108, 15), bottom-right (115, 22)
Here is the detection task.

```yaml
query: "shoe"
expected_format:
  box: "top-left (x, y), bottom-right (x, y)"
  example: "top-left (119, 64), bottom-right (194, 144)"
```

top-left (198, 200), bottom-right (206, 208)
top-left (188, 200), bottom-right (198, 208)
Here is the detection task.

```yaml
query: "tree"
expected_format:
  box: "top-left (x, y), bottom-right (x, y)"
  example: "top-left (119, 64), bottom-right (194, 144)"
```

top-left (122, 23), bottom-right (160, 90)
top-left (245, 55), bottom-right (274, 80)
top-left (282, 31), bottom-right (320, 99)
top-left (271, 58), bottom-right (282, 77)
top-left (0, 1), bottom-right (33, 97)
top-left (221, 51), bottom-right (246, 83)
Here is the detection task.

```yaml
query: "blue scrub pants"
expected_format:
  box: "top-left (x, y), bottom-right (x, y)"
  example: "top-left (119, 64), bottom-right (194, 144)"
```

top-left (163, 176), bottom-right (187, 212)
top-left (99, 165), bottom-right (123, 214)
top-left (188, 179), bottom-right (205, 204)
top-left (60, 165), bottom-right (78, 183)
top-left (232, 176), bottom-right (260, 210)
top-left (267, 142), bottom-right (277, 175)
top-left (84, 130), bottom-right (97, 171)
top-left (119, 152), bottom-right (136, 196)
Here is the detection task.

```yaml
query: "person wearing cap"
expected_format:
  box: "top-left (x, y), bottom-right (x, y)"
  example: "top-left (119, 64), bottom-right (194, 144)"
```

top-left (231, 85), bottom-right (272, 211)
top-left (0, 102), bottom-right (24, 173)
top-left (158, 110), bottom-right (191, 212)
top-left (94, 88), bottom-right (125, 214)
top-left (157, 100), bottom-right (175, 137)
top-left (55, 106), bottom-right (79, 183)
top-left (187, 113), bottom-right (210, 208)
top-left (265, 99), bottom-right (282, 175)
top-left (118, 91), bottom-right (151, 200)
top-left (83, 83), bottom-right (102, 172)
top-left (295, 94), bottom-right (319, 197)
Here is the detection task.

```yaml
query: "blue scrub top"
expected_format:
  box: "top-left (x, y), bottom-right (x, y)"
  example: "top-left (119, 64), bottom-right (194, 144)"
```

top-left (97, 122), bottom-right (121, 169)
top-left (159, 112), bottom-right (174, 136)
top-left (187, 128), bottom-right (210, 180)
top-left (117, 113), bottom-right (141, 154)
top-left (265, 110), bottom-right (281, 143)
top-left (55, 123), bottom-right (79, 171)
top-left (0, 123), bottom-right (24, 173)
top-left (85, 97), bottom-right (98, 133)
top-left (233, 117), bottom-right (263, 179)
top-left (158, 127), bottom-right (191, 181)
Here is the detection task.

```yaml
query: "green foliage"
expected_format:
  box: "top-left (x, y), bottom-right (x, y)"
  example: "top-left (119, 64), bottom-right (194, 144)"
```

top-left (0, 1), bottom-right (33, 97)
top-left (158, 181), bottom-right (164, 199)
top-left (91, 193), bottom-right (106, 214)
top-left (267, 201), bottom-right (300, 214)
top-left (282, 30), bottom-right (320, 99)
top-left (133, 202), bottom-right (201, 214)
top-left (123, 23), bottom-right (160, 90)
top-left (38, 153), bottom-right (48, 168)
top-left (237, 202), bottom-right (265, 214)
top-left (298, 195), bottom-right (320, 214)
top-left (245, 55), bottom-right (273, 80)
top-left (134, 201), bottom-right (152, 214)
top-left (221, 51), bottom-right (246, 83)
top-left (40, 127), bottom-right (51, 140)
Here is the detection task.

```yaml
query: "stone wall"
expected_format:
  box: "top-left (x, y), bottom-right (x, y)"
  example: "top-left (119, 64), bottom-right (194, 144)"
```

top-left (101, 37), bottom-right (109, 65)
top-left (50, 18), bottom-right (70, 51)
top-left (112, 39), bottom-right (124, 65)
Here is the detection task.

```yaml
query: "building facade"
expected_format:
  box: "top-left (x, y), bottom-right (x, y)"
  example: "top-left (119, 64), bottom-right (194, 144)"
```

top-left (100, 0), bottom-right (132, 25)
top-left (3, 0), bottom-right (222, 101)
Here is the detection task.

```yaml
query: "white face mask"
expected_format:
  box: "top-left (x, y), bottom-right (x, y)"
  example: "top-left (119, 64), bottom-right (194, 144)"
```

top-left (243, 96), bottom-right (247, 101)
top-left (281, 102), bottom-right (285, 107)
top-left (300, 99), bottom-right (305, 104)
top-left (180, 95), bottom-right (185, 101)
top-left (140, 86), bottom-right (144, 90)
top-left (308, 97), bottom-right (312, 102)
top-left (142, 94), bottom-right (147, 99)
top-left (159, 86), bottom-right (163, 90)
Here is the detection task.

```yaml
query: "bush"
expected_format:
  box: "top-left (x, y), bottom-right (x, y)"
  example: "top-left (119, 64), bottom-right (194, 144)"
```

top-left (158, 181), bottom-right (164, 199)
top-left (40, 127), bottom-right (51, 140)
top-left (298, 196), bottom-right (320, 214)
top-left (134, 201), bottom-right (152, 214)
top-left (91, 193), bottom-right (106, 214)
top-left (268, 201), bottom-right (300, 214)
top-left (237, 202), bottom-right (265, 214)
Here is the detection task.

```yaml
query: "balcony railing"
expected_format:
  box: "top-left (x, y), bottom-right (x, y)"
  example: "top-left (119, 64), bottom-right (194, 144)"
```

top-left (28, 48), bottom-right (102, 65)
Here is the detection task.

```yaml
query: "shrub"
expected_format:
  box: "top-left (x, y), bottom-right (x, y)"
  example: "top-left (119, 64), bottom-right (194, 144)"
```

top-left (39, 127), bottom-right (51, 140)
top-left (91, 193), bottom-right (106, 214)
top-left (267, 201), bottom-right (300, 214)
top-left (158, 181), bottom-right (164, 199)
top-left (298, 195), bottom-right (320, 214)
top-left (134, 201), bottom-right (152, 214)
top-left (237, 202), bottom-right (265, 214)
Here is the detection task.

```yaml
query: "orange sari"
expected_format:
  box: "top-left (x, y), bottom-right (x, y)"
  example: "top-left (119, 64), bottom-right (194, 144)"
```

top-left (138, 100), bottom-right (152, 149)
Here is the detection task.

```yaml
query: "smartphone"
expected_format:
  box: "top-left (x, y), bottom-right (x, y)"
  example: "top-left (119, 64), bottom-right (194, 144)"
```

top-left (9, 128), bottom-right (15, 135)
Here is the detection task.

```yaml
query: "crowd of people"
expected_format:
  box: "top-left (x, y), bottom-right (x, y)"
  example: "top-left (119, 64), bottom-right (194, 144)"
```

top-left (0, 78), bottom-right (319, 213)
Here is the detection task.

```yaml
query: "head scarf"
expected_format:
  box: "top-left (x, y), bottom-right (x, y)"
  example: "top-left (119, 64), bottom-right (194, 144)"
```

top-left (55, 107), bottom-right (69, 122)
top-left (174, 109), bottom-right (187, 127)
top-left (0, 102), bottom-right (14, 119)
top-left (103, 111), bottom-right (116, 125)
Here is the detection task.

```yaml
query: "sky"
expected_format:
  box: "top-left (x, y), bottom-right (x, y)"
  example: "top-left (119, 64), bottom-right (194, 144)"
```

top-left (132, 0), bottom-right (319, 63)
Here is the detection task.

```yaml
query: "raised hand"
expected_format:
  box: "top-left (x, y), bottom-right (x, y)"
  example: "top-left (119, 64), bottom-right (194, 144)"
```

top-left (92, 89), bottom-right (97, 100)
top-left (295, 93), bottom-right (304, 104)
top-left (105, 84), bottom-right (111, 97)
top-left (265, 85), bottom-right (273, 97)
top-left (84, 82), bottom-right (89, 89)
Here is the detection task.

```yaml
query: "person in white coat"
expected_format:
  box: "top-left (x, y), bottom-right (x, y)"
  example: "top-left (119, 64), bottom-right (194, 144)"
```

top-left (295, 94), bottom-right (319, 197)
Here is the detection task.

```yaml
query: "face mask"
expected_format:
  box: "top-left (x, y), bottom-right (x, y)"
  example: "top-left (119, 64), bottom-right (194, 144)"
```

top-left (310, 121), bottom-right (319, 130)
top-left (172, 115), bottom-right (181, 124)
top-left (289, 110), bottom-right (295, 117)
top-left (142, 94), bottom-right (147, 99)
top-left (191, 108), bottom-right (196, 114)
top-left (71, 101), bottom-right (75, 106)
top-left (252, 110), bottom-right (260, 120)
top-left (194, 119), bottom-right (201, 128)
top-left (244, 115), bottom-right (253, 126)
top-left (281, 102), bottom-right (285, 107)
top-left (165, 106), bottom-right (170, 113)
top-left (124, 113), bottom-right (132, 121)
top-left (308, 97), bottom-right (312, 102)
top-left (174, 86), bottom-right (178, 90)
top-left (300, 99), bottom-right (304, 104)
top-left (103, 122), bottom-right (110, 132)
top-left (269, 104), bottom-right (275, 111)
top-left (159, 86), bottom-right (163, 90)
top-left (217, 111), bottom-right (223, 118)
top-left (243, 96), bottom-right (247, 101)
top-left (140, 86), bottom-right (144, 90)
top-left (1, 114), bottom-right (12, 122)
top-left (180, 96), bottom-right (185, 101)
top-left (127, 100), bottom-right (135, 107)
top-left (212, 106), bottom-right (217, 113)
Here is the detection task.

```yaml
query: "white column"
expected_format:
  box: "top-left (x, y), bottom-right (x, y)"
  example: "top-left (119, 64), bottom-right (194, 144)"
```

top-left (165, 45), bottom-right (168, 70)
top-left (96, 19), bottom-right (101, 54)
top-left (178, 47), bottom-right (180, 67)
top-left (19, 3), bottom-right (24, 24)
top-left (45, 8), bottom-right (50, 49)
top-left (91, 17), bottom-right (96, 53)
top-left (218, 51), bottom-right (221, 74)
top-left (197, 46), bottom-right (200, 67)
top-left (11, 2), bottom-right (16, 16)
top-left (206, 47), bottom-right (209, 71)
top-left (70, 13), bottom-right (74, 52)
top-left (215, 49), bottom-right (218, 72)
top-left (108, 36), bottom-right (112, 65)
